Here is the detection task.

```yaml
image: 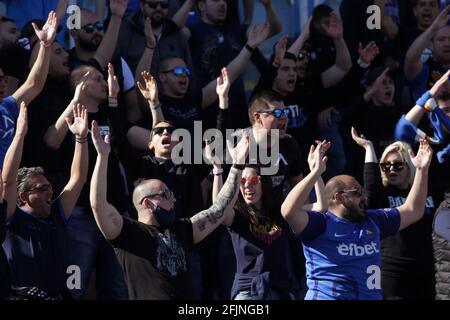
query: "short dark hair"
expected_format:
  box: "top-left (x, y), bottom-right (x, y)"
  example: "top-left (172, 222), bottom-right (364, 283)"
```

top-left (17, 167), bottom-right (45, 206)
top-left (150, 120), bottom-right (175, 140)
top-left (158, 55), bottom-right (185, 74)
top-left (412, 0), bottom-right (440, 8)
top-left (312, 4), bottom-right (333, 24)
top-left (248, 90), bottom-right (284, 124)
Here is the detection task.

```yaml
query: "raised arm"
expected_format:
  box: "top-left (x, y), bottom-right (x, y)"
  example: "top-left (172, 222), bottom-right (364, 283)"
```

top-left (201, 23), bottom-right (270, 108)
top-left (351, 127), bottom-right (378, 163)
top-left (2, 103), bottom-right (28, 219)
top-left (374, 0), bottom-right (399, 40)
top-left (190, 134), bottom-right (249, 243)
top-left (259, 0), bottom-right (281, 37)
top-left (404, 5), bottom-right (450, 81)
top-left (320, 12), bottom-right (352, 88)
top-left (281, 141), bottom-right (329, 235)
top-left (137, 70), bottom-right (165, 128)
top-left (171, 0), bottom-right (193, 28)
top-left (287, 17), bottom-right (311, 56)
top-left (397, 140), bottom-right (433, 230)
top-left (59, 105), bottom-right (89, 219)
top-left (135, 18), bottom-right (156, 83)
top-left (12, 12), bottom-right (58, 106)
top-left (93, 0), bottom-right (128, 69)
top-left (44, 74), bottom-right (88, 150)
top-left (405, 70), bottom-right (450, 125)
top-left (90, 120), bottom-right (124, 240)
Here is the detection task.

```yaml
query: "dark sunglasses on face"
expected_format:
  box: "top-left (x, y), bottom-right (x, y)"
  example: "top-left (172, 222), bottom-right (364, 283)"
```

top-left (379, 161), bottom-right (405, 173)
top-left (139, 189), bottom-right (173, 204)
top-left (27, 183), bottom-right (52, 193)
top-left (259, 108), bottom-right (291, 118)
top-left (240, 176), bottom-right (260, 185)
top-left (81, 22), bottom-right (104, 33)
top-left (162, 66), bottom-right (191, 77)
top-left (145, 1), bottom-right (170, 9)
top-left (152, 126), bottom-right (175, 136)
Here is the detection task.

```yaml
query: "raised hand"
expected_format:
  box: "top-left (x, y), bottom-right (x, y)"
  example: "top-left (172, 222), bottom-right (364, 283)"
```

top-left (247, 23), bottom-right (271, 49)
top-left (144, 18), bottom-right (156, 48)
top-left (300, 16), bottom-right (312, 40)
top-left (66, 104), bottom-right (88, 137)
top-left (108, 63), bottom-right (120, 98)
top-left (204, 139), bottom-right (222, 166)
top-left (110, 0), bottom-right (128, 18)
top-left (351, 127), bottom-right (373, 149)
top-left (137, 71), bottom-right (158, 103)
top-left (410, 140), bottom-right (433, 170)
top-left (358, 41), bottom-right (379, 65)
top-left (430, 69), bottom-right (450, 98)
top-left (317, 107), bottom-right (338, 130)
top-left (308, 140), bottom-right (330, 174)
top-left (16, 102), bottom-right (28, 137)
top-left (73, 71), bottom-right (89, 102)
top-left (216, 68), bottom-right (230, 101)
top-left (56, 0), bottom-right (69, 22)
top-left (91, 120), bottom-right (111, 155)
top-left (274, 36), bottom-right (288, 67)
top-left (364, 67), bottom-right (390, 101)
top-left (33, 11), bottom-right (58, 47)
top-left (430, 4), bottom-right (450, 32)
top-left (227, 132), bottom-right (249, 165)
top-left (324, 12), bottom-right (343, 40)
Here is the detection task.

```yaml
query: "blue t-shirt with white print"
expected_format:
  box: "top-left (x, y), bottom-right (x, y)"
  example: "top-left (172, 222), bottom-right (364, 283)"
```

top-left (299, 208), bottom-right (400, 300)
top-left (0, 96), bottom-right (19, 168)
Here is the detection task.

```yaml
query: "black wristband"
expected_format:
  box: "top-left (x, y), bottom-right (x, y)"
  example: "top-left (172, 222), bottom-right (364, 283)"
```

top-left (245, 44), bottom-right (255, 53)
top-left (232, 164), bottom-right (245, 170)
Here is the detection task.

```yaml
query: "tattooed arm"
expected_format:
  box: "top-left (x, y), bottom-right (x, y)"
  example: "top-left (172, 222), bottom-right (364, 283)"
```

top-left (89, 120), bottom-right (123, 240)
top-left (190, 166), bottom-right (242, 244)
top-left (190, 134), bottom-right (249, 243)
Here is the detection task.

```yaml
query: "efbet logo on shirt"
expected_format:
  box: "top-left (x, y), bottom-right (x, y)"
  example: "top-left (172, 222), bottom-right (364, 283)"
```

top-left (337, 241), bottom-right (379, 257)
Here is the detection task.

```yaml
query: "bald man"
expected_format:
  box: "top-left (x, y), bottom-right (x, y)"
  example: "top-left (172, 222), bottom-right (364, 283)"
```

top-left (89, 120), bottom-right (248, 299)
top-left (281, 140), bottom-right (433, 300)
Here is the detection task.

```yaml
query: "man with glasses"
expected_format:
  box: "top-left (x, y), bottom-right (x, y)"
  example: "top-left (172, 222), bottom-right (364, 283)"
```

top-left (1, 100), bottom-right (88, 299)
top-left (89, 120), bottom-right (248, 299)
top-left (115, 0), bottom-right (193, 78)
top-left (282, 140), bottom-right (434, 300)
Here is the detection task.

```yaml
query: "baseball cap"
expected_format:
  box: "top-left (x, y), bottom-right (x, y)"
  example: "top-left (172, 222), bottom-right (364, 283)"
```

top-left (361, 66), bottom-right (395, 88)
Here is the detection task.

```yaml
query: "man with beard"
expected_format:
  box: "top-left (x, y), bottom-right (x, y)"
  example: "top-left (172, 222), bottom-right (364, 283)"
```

top-left (281, 140), bottom-right (434, 300)
top-left (115, 0), bottom-right (193, 76)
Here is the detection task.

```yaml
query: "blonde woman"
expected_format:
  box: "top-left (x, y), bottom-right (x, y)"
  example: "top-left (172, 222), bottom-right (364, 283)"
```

top-left (352, 127), bottom-right (437, 300)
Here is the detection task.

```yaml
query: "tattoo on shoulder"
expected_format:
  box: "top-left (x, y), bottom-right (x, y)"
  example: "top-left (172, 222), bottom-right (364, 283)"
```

top-left (108, 211), bottom-right (121, 228)
top-left (193, 168), bottom-right (239, 232)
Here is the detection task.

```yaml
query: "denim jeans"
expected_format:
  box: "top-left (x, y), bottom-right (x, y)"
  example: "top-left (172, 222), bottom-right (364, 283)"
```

top-left (319, 111), bottom-right (346, 181)
top-left (67, 207), bottom-right (128, 299)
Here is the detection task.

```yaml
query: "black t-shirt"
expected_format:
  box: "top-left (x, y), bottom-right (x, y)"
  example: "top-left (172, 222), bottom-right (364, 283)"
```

top-left (136, 154), bottom-right (210, 219)
top-left (0, 201), bottom-right (11, 299)
top-left (110, 217), bottom-right (194, 299)
top-left (2, 200), bottom-right (68, 297)
top-left (363, 163), bottom-right (436, 276)
top-left (227, 209), bottom-right (298, 299)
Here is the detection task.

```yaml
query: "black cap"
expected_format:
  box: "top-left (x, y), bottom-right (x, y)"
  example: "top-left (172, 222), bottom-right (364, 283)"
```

top-left (361, 66), bottom-right (395, 87)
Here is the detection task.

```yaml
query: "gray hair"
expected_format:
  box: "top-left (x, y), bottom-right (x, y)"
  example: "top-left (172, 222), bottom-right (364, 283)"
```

top-left (17, 166), bottom-right (45, 206)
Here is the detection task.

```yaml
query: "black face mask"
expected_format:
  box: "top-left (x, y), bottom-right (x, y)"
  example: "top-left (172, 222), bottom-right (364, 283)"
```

top-left (153, 205), bottom-right (176, 229)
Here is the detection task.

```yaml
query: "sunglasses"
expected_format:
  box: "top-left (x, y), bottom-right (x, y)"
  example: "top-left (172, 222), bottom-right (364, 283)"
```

top-left (379, 161), bottom-right (405, 173)
top-left (340, 187), bottom-right (364, 198)
top-left (240, 176), bottom-right (260, 185)
top-left (144, 1), bottom-right (170, 9)
top-left (139, 189), bottom-right (173, 204)
top-left (27, 183), bottom-right (52, 193)
top-left (162, 66), bottom-right (191, 77)
top-left (81, 22), bottom-right (104, 33)
top-left (259, 108), bottom-right (291, 118)
top-left (152, 126), bottom-right (175, 136)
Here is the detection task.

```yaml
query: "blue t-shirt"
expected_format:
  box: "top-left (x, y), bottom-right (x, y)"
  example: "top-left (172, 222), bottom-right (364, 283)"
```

top-left (409, 61), bottom-right (450, 101)
top-left (299, 208), bottom-right (401, 300)
top-left (0, 96), bottom-right (19, 168)
top-left (2, 200), bottom-right (68, 297)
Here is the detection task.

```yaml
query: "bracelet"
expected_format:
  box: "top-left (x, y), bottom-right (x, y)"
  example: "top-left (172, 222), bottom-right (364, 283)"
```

top-left (416, 90), bottom-right (431, 108)
top-left (232, 164), bottom-right (245, 170)
top-left (424, 98), bottom-right (437, 112)
top-left (212, 167), bottom-right (223, 175)
top-left (75, 135), bottom-right (88, 143)
top-left (357, 57), bottom-right (370, 69)
top-left (245, 44), bottom-right (255, 53)
top-left (147, 44), bottom-right (156, 50)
